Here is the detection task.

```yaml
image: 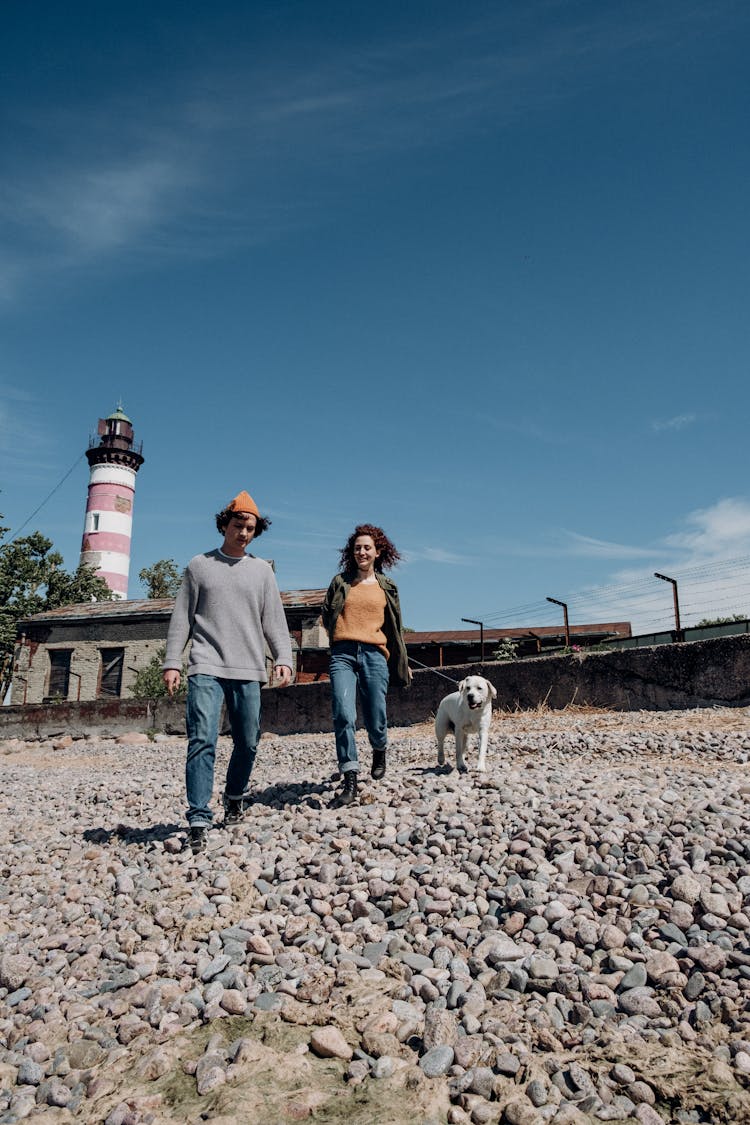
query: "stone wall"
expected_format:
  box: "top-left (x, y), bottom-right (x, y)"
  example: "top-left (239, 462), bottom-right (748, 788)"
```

top-left (23, 637), bottom-right (163, 705)
top-left (2, 634), bottom-right (748, 741)
top-left (12, 619), bottom-right (168, 705)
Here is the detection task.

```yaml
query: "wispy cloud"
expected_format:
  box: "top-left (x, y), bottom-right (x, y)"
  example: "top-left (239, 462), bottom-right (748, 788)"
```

top-left (33, 160), bottom-right (184, 253)
top-left (469, 530), bottom-right (660, 561)
top-left (1, 144), bottom-right (198, 298)
top-left (663, 497), bottom-right (750, 557)
top-left (559, 532), bottom-right (657, 559)
top-left (402, 546), bottom-right (475, 566)
top-left (650, 413), bottom-right (697, 433)
top-left (483, 415), bottom-right (565, 445)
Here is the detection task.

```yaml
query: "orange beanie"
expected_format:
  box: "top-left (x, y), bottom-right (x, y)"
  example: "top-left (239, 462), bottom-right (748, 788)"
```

top-left (227, 490), bottom-right (260, 517)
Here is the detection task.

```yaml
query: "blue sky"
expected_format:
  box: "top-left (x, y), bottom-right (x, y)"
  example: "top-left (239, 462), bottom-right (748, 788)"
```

top-left (2, 0), bottom-right (749, 633)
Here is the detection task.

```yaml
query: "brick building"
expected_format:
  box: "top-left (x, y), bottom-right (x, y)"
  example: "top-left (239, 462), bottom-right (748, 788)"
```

top-left (11, 590), bottom-right (327, 705)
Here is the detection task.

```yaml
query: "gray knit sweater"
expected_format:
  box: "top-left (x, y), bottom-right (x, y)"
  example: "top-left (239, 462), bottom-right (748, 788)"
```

top-left (163, 549), bottom-right (293, 681)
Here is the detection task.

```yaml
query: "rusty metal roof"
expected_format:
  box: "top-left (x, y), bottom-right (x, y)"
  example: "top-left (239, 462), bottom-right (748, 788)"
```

top-left (280, 589), bottom-right (328, 610)
top-left (405, 623), bottom-right (632, 644)
top-left (18, 598), bottom-right (175, 625)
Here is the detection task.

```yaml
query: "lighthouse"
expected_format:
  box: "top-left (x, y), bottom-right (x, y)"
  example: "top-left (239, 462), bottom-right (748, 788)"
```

top-left (80, 405), bottom-right (144, 599)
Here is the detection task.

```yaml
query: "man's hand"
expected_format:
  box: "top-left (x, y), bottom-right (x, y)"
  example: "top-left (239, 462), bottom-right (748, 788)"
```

top-left (274, 665), bottom-right (292, 687)
top-left (163, 669), bottom-right (181, 696)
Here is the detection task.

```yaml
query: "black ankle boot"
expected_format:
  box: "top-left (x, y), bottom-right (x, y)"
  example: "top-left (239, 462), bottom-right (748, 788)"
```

top-left (371, 748), bottom-right (386, 779)
top-left (339, 770), bottom-right (358, 806)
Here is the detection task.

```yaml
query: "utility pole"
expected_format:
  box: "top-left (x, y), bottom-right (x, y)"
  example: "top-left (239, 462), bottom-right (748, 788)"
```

top-left (461, 618), bottom-right (485, 663)
top-left (526, 631), bottom-right (542, 654)
top-left (654, 572), bottom-right (683, 641)
top-left (546, 597), bottom-right (570, 648)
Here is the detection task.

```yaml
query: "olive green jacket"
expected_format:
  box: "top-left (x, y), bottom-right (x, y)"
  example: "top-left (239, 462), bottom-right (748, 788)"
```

top-left (321, 572), bottom-right (411, 688)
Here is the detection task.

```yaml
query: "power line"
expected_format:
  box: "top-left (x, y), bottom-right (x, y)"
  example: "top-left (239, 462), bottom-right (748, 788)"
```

top-left (6, 454), bottom-right (86, 543)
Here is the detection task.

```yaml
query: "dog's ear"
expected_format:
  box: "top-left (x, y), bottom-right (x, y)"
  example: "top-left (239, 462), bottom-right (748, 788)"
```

top-left (458, 678), bottom-right (466, 692)
top-left (487, 680), bottom-right (497, 698)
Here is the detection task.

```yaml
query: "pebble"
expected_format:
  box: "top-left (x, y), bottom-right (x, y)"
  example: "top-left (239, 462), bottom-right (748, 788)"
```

top-left (1, 712), bottom-right (749, 1121)
top-left (419, 1045), bottom-right (455, 1077)
top-left (526, 1078), bottom-right (548, 1106)
top-left (309, 1027), bottom-right (352, 1060)
top-left (371, 1055), bottom-right (395, 1079)
top-left (503, 1098), bottom-right (539, 1125)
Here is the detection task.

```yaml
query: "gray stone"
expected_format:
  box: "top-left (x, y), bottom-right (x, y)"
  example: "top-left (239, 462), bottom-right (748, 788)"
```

top-left (526, 1078), bottom-right (548, 1106)
top-left (684, 972), bottom-right (705, 1000)
top-left (496, 1052), bottom-right (521, 1077)
top-left (618, 987), bottom-right (662, 1018)
top-left (17, 1059), bottom-right (45, 1086)
top-left (67, 1039), bottom-right (106, 1069)
top-left (619, 963), bottom-right (647, 990)
top-left (254, 992), bottom-right (285, 1012)
top-left (419, 1045), bottom-right (454, 1077)
top-left (35, 1078), bottom-right (72, 1108)
top-left (371, 1055), bottom-right (395, 1079)
top-left (401, 952), bottom-right (435, 973)
top-left (466, 1066), bottom-right (495, 1099)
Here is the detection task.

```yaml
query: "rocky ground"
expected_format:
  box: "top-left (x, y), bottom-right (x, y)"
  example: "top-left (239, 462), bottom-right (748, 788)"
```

top-left (2, 706), bottom-right (750, 1125)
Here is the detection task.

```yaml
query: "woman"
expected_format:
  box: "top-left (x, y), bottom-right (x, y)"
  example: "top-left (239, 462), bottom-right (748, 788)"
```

top-left (321, 524), bottom-right (410, 806)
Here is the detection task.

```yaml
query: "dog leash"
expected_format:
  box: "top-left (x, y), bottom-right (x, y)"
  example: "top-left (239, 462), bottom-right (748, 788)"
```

top-left (408, 658), bottom-right (461, 685)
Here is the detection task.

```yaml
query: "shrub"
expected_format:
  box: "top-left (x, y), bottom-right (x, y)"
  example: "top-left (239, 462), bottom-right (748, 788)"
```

top-left (132, 646), bottom-right (186, 700)
top-left (492, 638), bottom-right (519, 662)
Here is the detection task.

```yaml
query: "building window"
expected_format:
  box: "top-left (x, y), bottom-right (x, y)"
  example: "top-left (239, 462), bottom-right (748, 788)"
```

top-left (100, 648), bottom-right (124, 697)
top-left (47, 650), bottom-right (72, 701)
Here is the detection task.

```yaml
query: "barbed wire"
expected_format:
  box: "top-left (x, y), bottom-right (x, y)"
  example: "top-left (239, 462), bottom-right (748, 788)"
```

top-left (471, 553), bottom-right (750, 631)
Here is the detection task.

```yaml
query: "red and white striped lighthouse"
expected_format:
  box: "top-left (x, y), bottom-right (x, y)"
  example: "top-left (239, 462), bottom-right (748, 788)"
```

top-left (80, 405), bottom-right (144, 599)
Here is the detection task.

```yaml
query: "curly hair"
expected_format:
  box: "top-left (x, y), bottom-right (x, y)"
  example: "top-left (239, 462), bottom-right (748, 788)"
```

top-left (215, 508), bottom-right (271, 538)
top-left (339, 524), bottom-right (401, 575)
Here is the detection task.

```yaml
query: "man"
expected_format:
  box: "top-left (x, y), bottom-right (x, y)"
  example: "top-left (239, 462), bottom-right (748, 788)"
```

top-left (163, 490), bottom-right (293, 853)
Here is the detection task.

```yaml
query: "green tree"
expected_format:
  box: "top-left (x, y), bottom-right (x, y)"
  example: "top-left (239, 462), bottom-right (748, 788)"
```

top-left (492, 637), bottom-right (519, 662)
top-left (132, 645), bottom-right (187, 700)
top-left (139, 559), bottom-right (182, 598)
top-left (46, 562), bottom-right (113, 608)
top-left (0, 520), bottom-right (112, 699)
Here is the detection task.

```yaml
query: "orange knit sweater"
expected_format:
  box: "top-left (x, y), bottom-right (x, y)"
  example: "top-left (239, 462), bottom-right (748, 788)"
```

top-left (333, 581), bottom-right (389, 657)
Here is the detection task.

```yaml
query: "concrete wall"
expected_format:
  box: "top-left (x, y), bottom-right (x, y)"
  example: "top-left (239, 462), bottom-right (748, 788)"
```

top-left (2, 634), bottom-right (748, 741)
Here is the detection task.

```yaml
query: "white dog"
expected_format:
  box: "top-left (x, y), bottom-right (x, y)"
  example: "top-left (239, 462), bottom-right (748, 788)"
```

top-left (435, 675), bottom-right (497, 773)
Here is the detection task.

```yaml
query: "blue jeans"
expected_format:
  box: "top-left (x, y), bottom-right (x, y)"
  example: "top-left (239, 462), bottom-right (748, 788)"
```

top-left (185, 674), bottom-right (261, 827)
top-left (329, 642), bottom-right (389, 773)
